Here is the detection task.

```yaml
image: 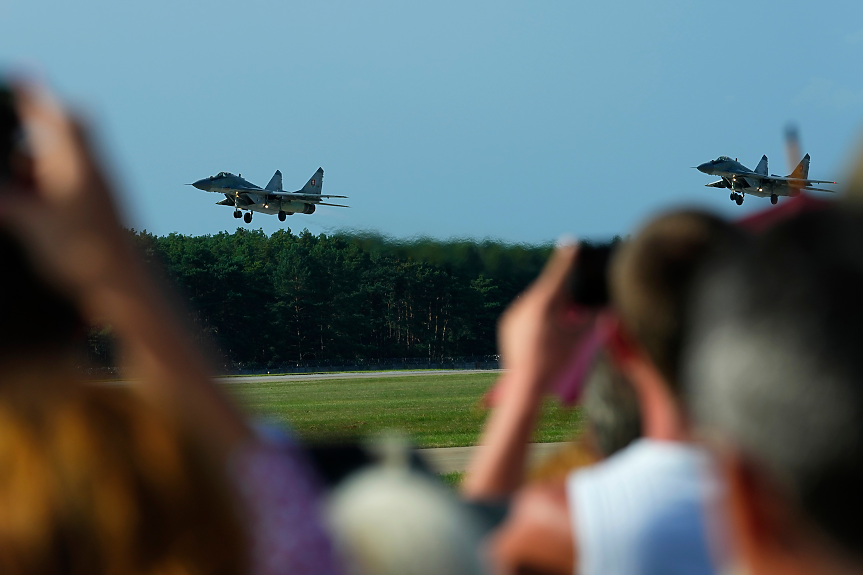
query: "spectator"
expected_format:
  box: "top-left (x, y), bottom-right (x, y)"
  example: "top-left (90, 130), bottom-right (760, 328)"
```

top-left (581, 353), bottom-right (642, 457)
top-left (683, 206), bottom-right (863, 575)
top-left (0, 376), bottom-right (245, 575)
top-left (326, 436), bottom-right (488, 575)
top-left (526, 354), bottom-right (641, 484)
top-left (465, 211), bottom-right (738, 575)
top-left (0, 82), bottom-right (342, 575)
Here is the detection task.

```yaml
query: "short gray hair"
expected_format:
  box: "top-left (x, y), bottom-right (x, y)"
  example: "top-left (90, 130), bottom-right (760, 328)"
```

top-left (683, 207), bottom-right (863, 554)
top-left (583, 354), bottom-right (642, 457)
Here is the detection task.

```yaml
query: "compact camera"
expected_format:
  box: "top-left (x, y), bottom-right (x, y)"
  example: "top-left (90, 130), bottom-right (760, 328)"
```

top-left (0, 84), bottom-right (24, 186)
top-left (569, 241), bottom-right (619, 308)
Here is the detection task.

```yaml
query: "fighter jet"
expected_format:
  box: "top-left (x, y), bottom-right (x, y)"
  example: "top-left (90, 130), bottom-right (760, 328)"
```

top-left (696, 154), bottom-right (836, 205)
top-left (190, 168), bottom-right (348, 223)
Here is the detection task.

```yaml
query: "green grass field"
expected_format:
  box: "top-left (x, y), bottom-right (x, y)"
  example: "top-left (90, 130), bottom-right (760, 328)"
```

top-left (438, 471), bottom-right (465, 488)
top-left (228, 372), bottom-right (583, 448)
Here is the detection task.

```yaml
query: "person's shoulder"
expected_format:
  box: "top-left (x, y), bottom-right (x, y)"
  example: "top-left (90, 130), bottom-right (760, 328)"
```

top-left (566, 439), bottom-right (713, 506)
top-left (575, 439), bottom-right (702, 475)
top-left (619, 439), bottom-right (711, 470)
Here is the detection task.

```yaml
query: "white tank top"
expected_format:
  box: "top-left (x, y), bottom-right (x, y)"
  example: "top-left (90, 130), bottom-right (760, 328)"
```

top-left (567, 439), bottom-right (725, 575)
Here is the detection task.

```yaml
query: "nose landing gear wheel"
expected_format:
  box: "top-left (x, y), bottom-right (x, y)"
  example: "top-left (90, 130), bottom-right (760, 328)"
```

top-left (243, 212), bottom-right (252, 224)
top-left (278, 211), bottom-right (286, 222)
top-left (736, 194), bottom-right (744, 206)
top-left (730, 192), bottom-right (735, 201)
top-left (233, 210), bottom-right (241, 219)
top-left (771, 194), bottom-right (778, 205)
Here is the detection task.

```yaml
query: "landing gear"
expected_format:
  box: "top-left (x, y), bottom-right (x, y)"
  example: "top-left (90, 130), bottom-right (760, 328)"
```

top-left (730, 192), bottom-right (735, 202)
top-left (233, 210), bottom-right (241, 219)
top-left (730, 192), bottom-right (744, 205)
top-left (771, 194), bottom-right (778, 205)
top-left (278, 211), bottom-right (287, 222)
top-left (243, 212), bottom-right (252, 224)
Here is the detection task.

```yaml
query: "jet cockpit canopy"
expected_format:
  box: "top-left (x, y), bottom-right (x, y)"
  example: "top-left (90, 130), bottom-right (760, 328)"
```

top-left (715, 156), bottom-right (733, 163)
top-left (211, 171), bottom-right (235, 179)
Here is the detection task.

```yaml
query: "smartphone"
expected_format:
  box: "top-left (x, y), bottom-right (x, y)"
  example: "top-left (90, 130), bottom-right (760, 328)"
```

top-left (569, 241), bottom-right (618, 307)
top-left (0, 84), bottom-right (23, 186)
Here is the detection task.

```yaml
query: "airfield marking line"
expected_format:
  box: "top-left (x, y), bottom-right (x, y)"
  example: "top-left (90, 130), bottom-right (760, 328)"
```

top-left (418, 442), bottom-right (570, 474)
top-left (216, 369), bottom-right (503, 385)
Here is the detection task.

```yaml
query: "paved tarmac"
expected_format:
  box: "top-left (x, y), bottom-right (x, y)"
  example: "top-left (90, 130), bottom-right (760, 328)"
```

top-left (217, 369), bottom-right (502, 384)
top-left (418, 442), bottom-right (570, 474)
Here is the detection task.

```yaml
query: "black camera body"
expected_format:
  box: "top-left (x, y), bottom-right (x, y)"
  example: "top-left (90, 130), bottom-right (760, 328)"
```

top-left (569, 241), bottom-right (618, 308)
top-left (0, 84), bottom-right (22, 185)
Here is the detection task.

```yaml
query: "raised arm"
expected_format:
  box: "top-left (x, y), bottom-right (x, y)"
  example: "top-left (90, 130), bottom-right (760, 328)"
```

top-left (0, 83), bottom-right (250, 456)
top-left (462, 244), bottom-right (593, 499)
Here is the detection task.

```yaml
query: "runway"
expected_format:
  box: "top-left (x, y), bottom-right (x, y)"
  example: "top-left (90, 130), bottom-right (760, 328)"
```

top-left (219, 368), bottom-right (556, 475)
top-left (217, 369), bottom-right (502, 385)
top-left (418, 442), bottom-right (570, 474)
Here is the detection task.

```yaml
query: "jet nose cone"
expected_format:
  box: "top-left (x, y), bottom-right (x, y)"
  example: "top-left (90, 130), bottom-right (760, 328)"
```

top-left (191, 178), bottom-right (209, 190)
top-left (696, 162), bottom-right (711, 174)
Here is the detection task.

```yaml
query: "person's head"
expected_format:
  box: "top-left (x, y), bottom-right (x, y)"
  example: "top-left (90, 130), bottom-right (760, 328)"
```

top-left (0, 376), bottom-right (245, 575)
top-left (327, 437), bottom-right (486, 575)
top-left (683, 206), bottom-right (863, 574)
top-left (609, 210), bottom-right (738, 397)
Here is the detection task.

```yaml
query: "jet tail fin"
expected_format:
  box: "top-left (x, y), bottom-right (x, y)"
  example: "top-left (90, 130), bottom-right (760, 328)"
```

top-left (788, 154), bottom-right (810, 180)
top-left (299, 168), bottom-right (324, 195)
top-left (265, 170), bottom-right (283, 191)
top-left (755, 155), bottom-right (768, 176)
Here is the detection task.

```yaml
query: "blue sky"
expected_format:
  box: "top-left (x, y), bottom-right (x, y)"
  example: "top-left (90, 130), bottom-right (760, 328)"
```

top-left (4, 0), bottom-right (863, 243)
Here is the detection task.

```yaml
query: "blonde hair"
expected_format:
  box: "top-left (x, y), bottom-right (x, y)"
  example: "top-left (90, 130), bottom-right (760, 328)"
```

top-left (0, 376), bottom-right (245, 575)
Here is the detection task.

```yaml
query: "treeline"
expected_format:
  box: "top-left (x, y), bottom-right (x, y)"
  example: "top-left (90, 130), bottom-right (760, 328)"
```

top-left (91, 228), bottom-right (553, 369)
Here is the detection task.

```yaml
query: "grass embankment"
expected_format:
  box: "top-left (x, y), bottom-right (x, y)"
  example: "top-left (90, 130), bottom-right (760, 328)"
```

top-left (229, 372), bottom-right (582, 448)
top-left (438, 471), bottom-right (465, 488)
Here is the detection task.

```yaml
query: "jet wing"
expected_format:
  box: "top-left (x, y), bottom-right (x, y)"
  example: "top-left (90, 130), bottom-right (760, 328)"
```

top-left (726, 172), bottom-right (837, 193)
top-left (264, 191), bottom-right (350, 207)
top-left (223, 185), bottom-right (264, 193)
top-left (727, 171), bottom-right (837, 187)
top-left (217, 191), bottom-right (255, 206)
top-left (759, 175), bottom-right (836, 185)
top-left (726, 170), bottom-right (763, 179)
top-left (270, 192), bottom-right (348, 199)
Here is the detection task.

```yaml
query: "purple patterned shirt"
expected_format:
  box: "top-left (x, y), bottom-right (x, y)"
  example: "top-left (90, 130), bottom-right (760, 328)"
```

top-left (231, 438), bottom-right (344, 575)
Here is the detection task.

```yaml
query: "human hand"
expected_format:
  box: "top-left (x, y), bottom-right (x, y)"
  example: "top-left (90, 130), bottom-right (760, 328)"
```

top-left (496, 243), bottom-right (598, 401)
top-left (0, 82), bottom-right (137, 313)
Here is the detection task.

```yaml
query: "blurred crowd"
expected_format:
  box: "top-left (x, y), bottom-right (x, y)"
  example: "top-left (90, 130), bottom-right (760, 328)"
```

top-left (2, 81), bottom-right (863, 575)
